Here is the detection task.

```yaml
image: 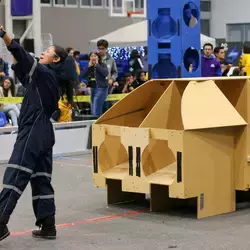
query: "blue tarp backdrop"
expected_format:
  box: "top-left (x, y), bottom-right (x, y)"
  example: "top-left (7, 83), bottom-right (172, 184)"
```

top-left (11, 0), bottom-right (32, 16)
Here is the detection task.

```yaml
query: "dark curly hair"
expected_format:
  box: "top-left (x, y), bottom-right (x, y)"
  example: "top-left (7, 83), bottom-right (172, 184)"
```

top-left (2, 76), bottom-right (15, 97)
top-left (48, 46), bottom-right (76, 104)
top-left (97, 39), bottom-right (109, 49)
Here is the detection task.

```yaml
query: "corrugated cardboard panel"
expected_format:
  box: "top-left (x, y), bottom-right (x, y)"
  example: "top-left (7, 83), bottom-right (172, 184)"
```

top-left (96, 80), bottom-right (172, 126)
top-left (181, 80), bottom-right (247, 130)
top-left (140, 81), bottom-right (188, 130)
top-left (215, 79), bottom-right (248, 122)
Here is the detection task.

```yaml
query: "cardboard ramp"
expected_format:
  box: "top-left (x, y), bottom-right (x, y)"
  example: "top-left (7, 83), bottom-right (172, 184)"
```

top-left (140, 81), bottom-right (187, 130)
top-left (96, 80), bottom-right (173, 127)
top-left (92, 77), bottom-right (250, 219)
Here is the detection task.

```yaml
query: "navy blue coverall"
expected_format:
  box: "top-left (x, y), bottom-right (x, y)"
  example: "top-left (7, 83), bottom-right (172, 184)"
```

top-left (0, 40), bottom-right (59, 226)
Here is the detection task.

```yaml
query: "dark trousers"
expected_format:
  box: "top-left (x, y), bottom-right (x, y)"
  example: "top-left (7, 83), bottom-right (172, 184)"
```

top-left (0, 120), bottom-right (55, 226)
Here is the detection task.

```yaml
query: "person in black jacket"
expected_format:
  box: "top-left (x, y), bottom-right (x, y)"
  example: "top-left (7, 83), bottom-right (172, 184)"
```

top-left (82, 52), bottom-right (109, 117)
top-left (0, 24), bottom-right (68, 241)
top-left (129, 49), bottom-right (144, 78)
top-left (0, 57), bottom-right (9, 81)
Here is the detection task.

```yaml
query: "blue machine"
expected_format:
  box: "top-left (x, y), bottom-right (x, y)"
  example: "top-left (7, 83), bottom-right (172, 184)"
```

top-left (147, 0), bottom-right (201, 79)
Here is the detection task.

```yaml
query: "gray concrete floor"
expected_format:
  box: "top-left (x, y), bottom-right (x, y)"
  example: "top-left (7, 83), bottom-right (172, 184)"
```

top-left (0, 154), bottom-right (250, 249)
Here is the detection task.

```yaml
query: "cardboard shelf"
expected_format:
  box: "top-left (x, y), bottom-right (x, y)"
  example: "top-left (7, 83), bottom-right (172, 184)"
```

top-left (104, 162), bottom-right (129, 180)
top-left (147, 163), bottom-right (176, 185)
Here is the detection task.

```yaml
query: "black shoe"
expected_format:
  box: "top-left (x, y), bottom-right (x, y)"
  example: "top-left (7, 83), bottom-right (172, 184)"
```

top-left (32, 216), bottom-right (56, 239)
top-left (32, 226), bottom-right (56, 239)
top-left (0, 225), bottom-right (10, 241)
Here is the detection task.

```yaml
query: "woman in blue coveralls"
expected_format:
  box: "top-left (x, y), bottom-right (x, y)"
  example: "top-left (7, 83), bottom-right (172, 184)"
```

top-left (0, 25), bottom-right (68, 241)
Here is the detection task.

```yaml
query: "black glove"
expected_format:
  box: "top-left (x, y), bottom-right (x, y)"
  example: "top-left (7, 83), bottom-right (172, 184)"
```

top-left (0, 29), bottom-right (6, 38)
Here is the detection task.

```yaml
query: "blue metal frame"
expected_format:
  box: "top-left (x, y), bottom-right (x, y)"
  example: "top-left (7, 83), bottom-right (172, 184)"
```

top-left (147, 0), bottom-right (201, 79)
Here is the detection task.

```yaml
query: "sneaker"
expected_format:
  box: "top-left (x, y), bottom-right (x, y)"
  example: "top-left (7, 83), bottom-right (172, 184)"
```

top-left (32, 226), bottom-right (56, 239)
top-left (0, 225), bottom-right (10, 241)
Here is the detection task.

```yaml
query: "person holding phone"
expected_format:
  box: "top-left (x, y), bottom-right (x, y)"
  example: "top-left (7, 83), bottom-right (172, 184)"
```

top-left (0, 24), bottom-right (69, 241)
top-left (82, 52), bottom-right (109, 117)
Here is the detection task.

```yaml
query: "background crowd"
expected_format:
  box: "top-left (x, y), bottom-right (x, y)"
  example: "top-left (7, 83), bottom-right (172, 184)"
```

top-left (0, 39), bottom-right (248, 128)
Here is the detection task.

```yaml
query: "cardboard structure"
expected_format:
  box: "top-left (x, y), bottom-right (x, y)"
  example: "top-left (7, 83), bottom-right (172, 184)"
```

top-left (92, 77), bottom-right (250, 218)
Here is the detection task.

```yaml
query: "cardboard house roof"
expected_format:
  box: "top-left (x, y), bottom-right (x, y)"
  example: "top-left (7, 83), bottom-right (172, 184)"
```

top-left (96, 77), bottom-right (247, 130)
top-left (181, 80), bottom-right (247, 130)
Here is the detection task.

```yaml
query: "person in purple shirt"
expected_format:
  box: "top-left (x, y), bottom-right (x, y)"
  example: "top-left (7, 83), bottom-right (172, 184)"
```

top-left (201, 43), bottom-right (222, 77)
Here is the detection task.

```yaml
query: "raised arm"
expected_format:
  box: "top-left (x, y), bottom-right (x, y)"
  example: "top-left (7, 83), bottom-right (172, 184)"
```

top-left (0, 25), bottom-right (35, 75)
top-left (95, 64), bottom-right (109, 78)
top-left (81, 66), bottom-right (92, 78)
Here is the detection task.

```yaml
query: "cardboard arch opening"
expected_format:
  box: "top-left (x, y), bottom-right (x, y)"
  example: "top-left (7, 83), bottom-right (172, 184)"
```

top-left (98, 135), bottom-right (129, 179)
top-left (142, 139), bottom-right (176, 177)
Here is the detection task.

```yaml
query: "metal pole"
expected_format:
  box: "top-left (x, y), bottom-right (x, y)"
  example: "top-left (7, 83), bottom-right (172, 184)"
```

top-left (19, 20), bottom-right (33, 45)
top-left (3, 0), bottom-right (14, 78)
top-left (27, 20), bottom-right (33, 39)
top-left (4, 0), bottom-right (13, 36)
top-left (32, 0), bottom-right (42, 56)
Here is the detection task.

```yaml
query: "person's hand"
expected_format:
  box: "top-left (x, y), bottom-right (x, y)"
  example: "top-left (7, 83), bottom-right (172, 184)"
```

top-left (92, 59), bottom-right (97, 66)
top-left (0, 72), bottom-right (5, 76)
top-left (13, 56), bottom-right (17, 65)
top-left (108, 79), bottom-right (113, 85)
top-left (0, 25), bottom-right (11, 45)
top-left (88, 60), bottom-right (93, 67)
top-left (113, 82), bottom-right (119, 87)
top-left (80, 82), bottom-right (86, 87)
top-left (128, 85), bottom-right (134, 92)
top-left (0, 24), bottom-right (6, 38)
top-left (95, 57), bottom-right (99, 65)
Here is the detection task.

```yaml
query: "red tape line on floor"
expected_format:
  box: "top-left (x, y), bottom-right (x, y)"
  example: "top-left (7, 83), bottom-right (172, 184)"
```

top-left (10, 209), bottom-right (149, 236)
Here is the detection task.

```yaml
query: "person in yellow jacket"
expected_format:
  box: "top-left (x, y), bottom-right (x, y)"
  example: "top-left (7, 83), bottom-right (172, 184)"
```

top-left (55, 47), bottom-right (79, 122)
top-left (58, 95), bottom-right (72, 123)
top-left (239, 54), bottom-right (250, 76)
top-left (50, 48), bottom-right (77, 123)
top-left (239, 42), bottom-right (250, 76)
